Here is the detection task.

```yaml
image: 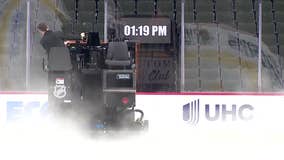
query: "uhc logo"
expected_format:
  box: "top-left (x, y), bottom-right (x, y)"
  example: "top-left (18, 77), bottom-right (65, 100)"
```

top-left (183, 99), bottom-right (200, 125)
top-left (205, 104), bottom-right (254, 121)
top-left (183, 99), bottom-right (254, 125)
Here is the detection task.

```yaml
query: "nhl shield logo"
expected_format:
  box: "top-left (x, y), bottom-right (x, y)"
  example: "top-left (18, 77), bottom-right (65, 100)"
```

top-left (53, 85), bottom-right (67, 99)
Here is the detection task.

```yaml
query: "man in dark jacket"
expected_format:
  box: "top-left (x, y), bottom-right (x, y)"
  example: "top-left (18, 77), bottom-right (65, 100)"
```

top-left (37, 23), bottom-right (65, 54)
top-left (37, 23), bottom-right (73, 116)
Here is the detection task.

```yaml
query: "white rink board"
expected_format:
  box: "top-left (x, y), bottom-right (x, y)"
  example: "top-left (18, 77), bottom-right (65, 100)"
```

top-left (0, 93), bottom-right (48, 124)
top-left (136, 93), bottom-right (284, 132)
top-left (0, 92), bottom-right (283, 160)
top-left (1, 92), bottom-right (284, 133)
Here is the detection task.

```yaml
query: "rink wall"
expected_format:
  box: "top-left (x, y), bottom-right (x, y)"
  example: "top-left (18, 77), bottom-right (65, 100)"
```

top-left (0, 92), bottom-right (47, 124)
top-left (1, 92), bottom-right (284, 132)
top-left (136, 92), bottom-right (284, 132)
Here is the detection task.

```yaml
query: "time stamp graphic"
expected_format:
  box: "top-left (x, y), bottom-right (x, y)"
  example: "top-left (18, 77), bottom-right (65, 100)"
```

top-left (123, 25), bottom-right (168, 37)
